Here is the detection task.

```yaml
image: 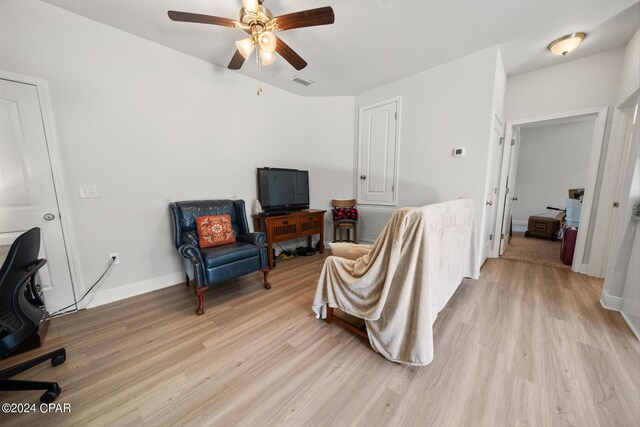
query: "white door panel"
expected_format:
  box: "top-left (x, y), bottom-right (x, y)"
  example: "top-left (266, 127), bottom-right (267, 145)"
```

top-left (500, 127), bottom-right (521, 255)
top-left (482, 116), bottom-right (504, 262)
top-left (358, 99), bottom-right (399, 205)
top-left (0, 78), bottom-right (75, 311)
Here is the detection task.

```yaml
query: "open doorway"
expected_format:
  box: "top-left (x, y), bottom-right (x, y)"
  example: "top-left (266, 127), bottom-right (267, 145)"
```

top-left (505, 117), bottom-right (596, 268)
top-left (491, 107), bottom-right (608, 273)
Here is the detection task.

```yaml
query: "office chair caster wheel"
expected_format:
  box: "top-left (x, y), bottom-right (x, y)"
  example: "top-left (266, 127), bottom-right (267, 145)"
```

top-left (40, 384), bottom-right (61, 404)
top-left (51, 352), bottom-right (66, 366)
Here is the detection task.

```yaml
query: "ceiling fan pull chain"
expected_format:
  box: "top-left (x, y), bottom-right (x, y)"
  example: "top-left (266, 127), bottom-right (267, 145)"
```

top-left (256, 48), bottom-right (263, 95)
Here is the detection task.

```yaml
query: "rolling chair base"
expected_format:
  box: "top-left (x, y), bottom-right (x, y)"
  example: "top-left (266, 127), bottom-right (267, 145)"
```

top-left (0, 348), bottom-right (66, 403)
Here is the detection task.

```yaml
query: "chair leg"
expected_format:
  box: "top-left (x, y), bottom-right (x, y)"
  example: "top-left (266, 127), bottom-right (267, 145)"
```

top-left (0, 378), bottom-right (61, 393)
top-left (0, 378), bottom-right (63, 403)
top-left (260, 268), bottom-right (271, 290)
top-left (0, 348), bottom-right (66, 379)
top-left (333, 224), bottom-right (336, 243)
top-left (324, 304), bottom-right (334, 324)
top-left (185, 272), bottom-right (190, 287)
top-left (195, 287), bottom-right (206, 316)
top-left (354, 223), bottom-right (358, 244)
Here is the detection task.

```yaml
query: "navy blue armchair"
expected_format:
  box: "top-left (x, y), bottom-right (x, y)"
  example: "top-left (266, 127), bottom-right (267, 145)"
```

top-left (169, 200), bottom-right (270, 315)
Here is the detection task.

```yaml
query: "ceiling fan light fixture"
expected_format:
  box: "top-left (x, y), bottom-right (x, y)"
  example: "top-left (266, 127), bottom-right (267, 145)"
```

top-left (259, 31), bottom-right (277, 53)
top-left (236, 38), bottom-right (255, 59)
top-left (260, 49), bottom-right (276, 66)
top-left (548, 32), bottom-right (586, 56)
top-left (167, 3), bottom-right (335, 78)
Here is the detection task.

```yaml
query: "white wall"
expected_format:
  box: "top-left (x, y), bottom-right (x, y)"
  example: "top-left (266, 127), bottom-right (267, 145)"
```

top-left (505, 47), bottom-right (624, 276)
top-left (300, 97), bottom-right (356, 240)
top-left (0, 0), bottom-right (354, 307)
top-left (353, 46), bottom-right (501, 247)
top-left (513, 119), bottom-right (596, 223)
top-left (505, 48), bottom-right (624, 121)
top-left (617, 29), bottom-right (640, 104)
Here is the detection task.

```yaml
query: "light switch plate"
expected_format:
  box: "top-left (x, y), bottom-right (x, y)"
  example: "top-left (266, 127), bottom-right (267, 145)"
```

top-left (79, 185), bottom-right (99, 199)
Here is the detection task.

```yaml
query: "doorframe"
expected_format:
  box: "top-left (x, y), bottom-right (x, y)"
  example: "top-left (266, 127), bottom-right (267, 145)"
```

top-left (490, 106), bottom-right (608, 276)
top-left (0, 69), bottom-right (81, 310)
top-left (598, 87), bottom-right (640, 279)
top-left (356, 96), bottom-right (402, 206)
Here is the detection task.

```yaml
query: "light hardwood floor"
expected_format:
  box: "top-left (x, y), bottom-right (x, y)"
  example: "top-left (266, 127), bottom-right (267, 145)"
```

top-left (1, 255), bottom-right (638, 426)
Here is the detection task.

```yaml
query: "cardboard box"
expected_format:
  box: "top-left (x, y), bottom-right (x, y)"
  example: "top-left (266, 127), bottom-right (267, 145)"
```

top-left (526, 216), bottom-right (561, 241)
top-left (568, 188), bottom-right (584, 200)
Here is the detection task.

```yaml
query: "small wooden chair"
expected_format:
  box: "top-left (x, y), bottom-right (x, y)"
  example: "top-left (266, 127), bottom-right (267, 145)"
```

top-left (331, 199), bottom-right (358, 243)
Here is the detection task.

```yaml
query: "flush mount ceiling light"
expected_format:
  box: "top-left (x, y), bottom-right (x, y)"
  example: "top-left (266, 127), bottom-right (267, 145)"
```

top-left (547, 32), bottom-right (587, 56)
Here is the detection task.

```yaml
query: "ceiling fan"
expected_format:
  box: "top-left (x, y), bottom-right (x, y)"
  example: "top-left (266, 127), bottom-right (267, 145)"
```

top-left (168, 0), bottom-right (335, 71)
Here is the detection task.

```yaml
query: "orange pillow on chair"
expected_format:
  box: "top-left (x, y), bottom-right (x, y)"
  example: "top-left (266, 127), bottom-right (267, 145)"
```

top-left (195, 215), bottom-right (236, 248)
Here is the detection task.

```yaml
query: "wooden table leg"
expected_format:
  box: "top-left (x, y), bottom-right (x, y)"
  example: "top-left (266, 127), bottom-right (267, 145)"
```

top-left (325, 304), bottom-right (333, 324)
top-left (268, 242), bottom-right (274, 269)
top-left (307, 235), bottom-right (312, 248)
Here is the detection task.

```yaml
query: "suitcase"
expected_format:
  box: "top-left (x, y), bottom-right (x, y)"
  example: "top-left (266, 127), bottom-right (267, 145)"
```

top-left (560, 227), bottom-right (578, 265)
top-left (525, 215), bottom-right (561, 240)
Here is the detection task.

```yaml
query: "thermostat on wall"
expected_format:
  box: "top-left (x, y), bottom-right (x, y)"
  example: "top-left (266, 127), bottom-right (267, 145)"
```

top-left (452, 148), bottom-right (466, 157)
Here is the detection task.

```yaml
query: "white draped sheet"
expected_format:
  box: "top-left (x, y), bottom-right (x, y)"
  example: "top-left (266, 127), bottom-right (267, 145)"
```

top-left (312, 198), bottom-right (480, 366)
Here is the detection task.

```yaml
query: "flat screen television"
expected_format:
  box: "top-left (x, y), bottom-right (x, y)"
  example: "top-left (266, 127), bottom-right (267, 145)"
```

top-left (257, 168), bottom-right (309, 214)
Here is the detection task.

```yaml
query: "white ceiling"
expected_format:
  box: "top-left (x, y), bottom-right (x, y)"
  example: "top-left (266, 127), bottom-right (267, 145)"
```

top-left (42, 0), bottom-right (640, 96)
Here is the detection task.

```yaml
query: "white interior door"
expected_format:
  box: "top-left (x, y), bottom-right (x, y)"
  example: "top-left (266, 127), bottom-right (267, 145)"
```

top-left (605, 100), bottom-right (640, 336)
top-left (0, 78), bottom-right (76, 311)
top-left (499, 127), bottom-right (521, 255)
top-left (357, 99), bottom-right (399, 205)
top-left (481, 116), bottom-right (504, 262)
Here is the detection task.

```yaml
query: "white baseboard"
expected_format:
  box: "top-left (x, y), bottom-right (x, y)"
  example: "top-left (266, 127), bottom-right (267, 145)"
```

top-left (323, 239), bottom-right (375, 248)
top-left (599, 289), bottom-right (623, 311)
top-left (620, 311), bottom-right (640, 341)
top-left (82, 240), bottom-right (373, 310)
top-left (599, 291), bottom-right (640, 341)
top-left (86, 271), bottom-right (184, 309)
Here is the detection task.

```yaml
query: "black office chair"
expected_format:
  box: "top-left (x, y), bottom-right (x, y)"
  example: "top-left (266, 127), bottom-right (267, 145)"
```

top-left (0, 228), bottom-right (66, 403)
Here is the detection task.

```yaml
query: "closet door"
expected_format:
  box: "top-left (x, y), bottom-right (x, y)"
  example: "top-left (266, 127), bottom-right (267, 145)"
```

top-left (0, 78), bottom-right (76, 311)
top-left (357, 98), bottom-right (400, 205)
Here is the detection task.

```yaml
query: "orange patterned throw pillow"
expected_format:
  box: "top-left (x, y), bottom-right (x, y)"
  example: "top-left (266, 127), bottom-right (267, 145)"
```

top-left (195, 215), bottom-right (236, 248)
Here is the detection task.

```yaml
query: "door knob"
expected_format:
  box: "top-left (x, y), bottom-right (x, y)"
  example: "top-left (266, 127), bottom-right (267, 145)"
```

top-left (43, 213), bottom-right (56, 221)
top-left (486, 201), bottom-right (493, 206)
top-left (360, 175), bottom-right (367, 180)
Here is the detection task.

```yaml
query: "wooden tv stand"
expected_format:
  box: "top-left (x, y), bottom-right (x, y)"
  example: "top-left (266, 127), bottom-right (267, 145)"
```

top-left (252, 209), bottom-right (326, 269)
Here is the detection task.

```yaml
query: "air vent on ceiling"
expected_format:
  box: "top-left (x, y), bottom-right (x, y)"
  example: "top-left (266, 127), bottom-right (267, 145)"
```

top-left (290, 75), bottom-right (315, 87)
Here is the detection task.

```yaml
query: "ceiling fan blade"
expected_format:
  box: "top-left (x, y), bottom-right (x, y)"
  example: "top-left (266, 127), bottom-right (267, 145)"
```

top-left (228, 50), bottom-right (246, 70)
top-left (275, 38), bottom-right (308, 70)
top-left (274, 6), bottom-right (335, 31)
top-left (168, 11), bottom-right (238, 28)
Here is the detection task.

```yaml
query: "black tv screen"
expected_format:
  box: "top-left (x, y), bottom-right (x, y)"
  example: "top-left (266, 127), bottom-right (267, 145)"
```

top-left (257, 168), bottom-right (309, 212)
